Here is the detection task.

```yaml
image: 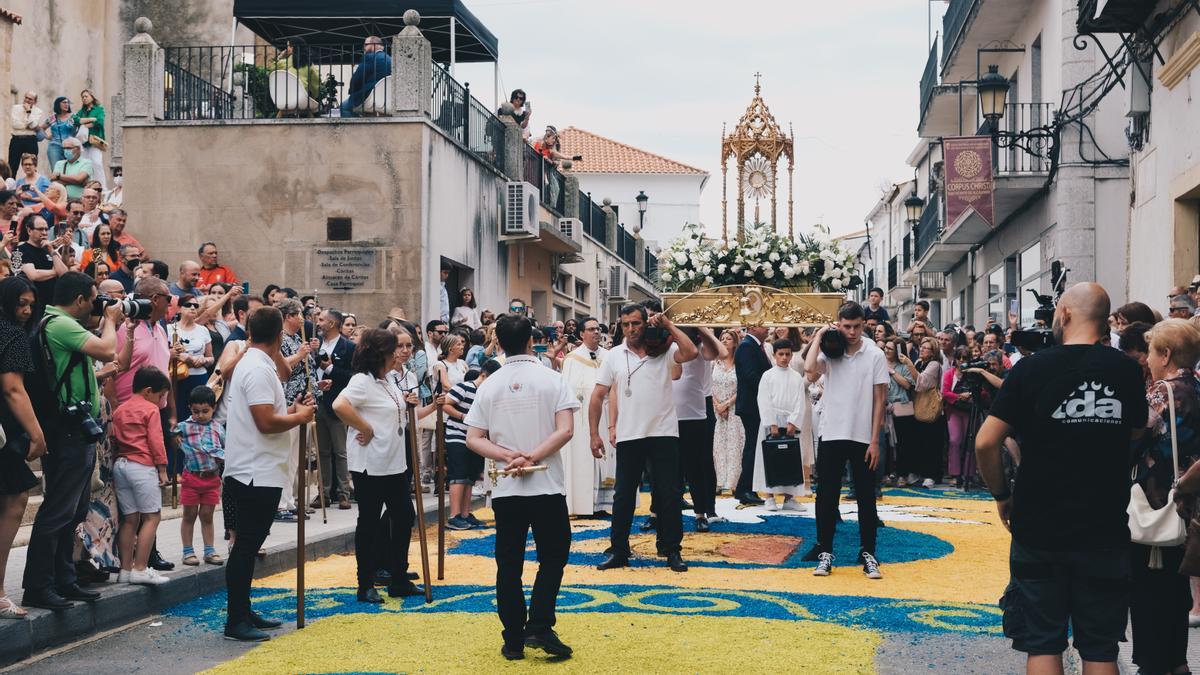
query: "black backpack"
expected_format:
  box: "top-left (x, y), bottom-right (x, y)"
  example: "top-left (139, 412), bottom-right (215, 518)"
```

top-left (25, 313), bottom-right (86, 432)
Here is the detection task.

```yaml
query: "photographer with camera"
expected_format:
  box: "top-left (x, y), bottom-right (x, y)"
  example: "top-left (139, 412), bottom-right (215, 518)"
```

top-left (21, 271), bottom-right (123, 610)
top-left (944, 347), bottom-right (1005, 490)
top-left (976, 283), bottom-right (1148, 672)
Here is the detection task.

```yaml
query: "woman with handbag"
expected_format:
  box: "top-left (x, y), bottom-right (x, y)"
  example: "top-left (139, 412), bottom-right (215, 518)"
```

top-left (883, 337), bottom-right (916, 486)
top-left (907, 338), bottom-right (944, 488)
top-left (1131, 319), bottom-right (1200, 675)
top-left (72, 90), bottom-right (106, 190)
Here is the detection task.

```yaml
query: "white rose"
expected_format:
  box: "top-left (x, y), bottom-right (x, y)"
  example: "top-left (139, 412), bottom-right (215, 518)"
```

top-left (674, 252), bottom-right (688, 265)
top-left (769, 251), bottom-right (780, 262)
top-left (783, 267), bottom-right (796, 279)
top-left (731, 264), bottom-right (741, 273)
top-left (661, 271), bottom-right (672, 281)
top-left (797, 261), bottom-right (810, 275)
top-left (744, 269), bottom-right (754, 278)
top-left (705, 276), bottom-right (714, 285)
top-left (831, 278), bottom-right (844, 290)
top-left (763, 267), bottom-right (775, 279)
top-left (717, 263), bottom-right (727, 274)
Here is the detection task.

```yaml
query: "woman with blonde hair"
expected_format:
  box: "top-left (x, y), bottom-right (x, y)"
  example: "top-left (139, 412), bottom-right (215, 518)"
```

top-left (432, 332), bottom-right (467, 392)
top-left (1131, 318), bottom-right (1200, 675)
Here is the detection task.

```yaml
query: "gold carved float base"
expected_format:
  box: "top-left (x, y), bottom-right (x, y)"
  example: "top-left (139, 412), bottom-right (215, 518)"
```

top-left (662, 285), bottom-right (845, 328)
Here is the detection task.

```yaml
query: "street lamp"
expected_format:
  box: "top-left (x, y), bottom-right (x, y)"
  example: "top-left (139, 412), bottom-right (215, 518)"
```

top-left (635, 191), bottom-right (649, 233)
top-left (977, 64), bottom-right (1010, 125)
top-left (904, 193), bottom-right (925, 225)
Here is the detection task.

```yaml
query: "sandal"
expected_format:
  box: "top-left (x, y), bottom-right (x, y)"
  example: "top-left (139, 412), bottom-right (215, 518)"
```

top-left (182, 554), bottom-right (200, 566)
top-left (0, 596), bottom-right (28, 620)
top-left (204, 552), bottom-right (225, 566)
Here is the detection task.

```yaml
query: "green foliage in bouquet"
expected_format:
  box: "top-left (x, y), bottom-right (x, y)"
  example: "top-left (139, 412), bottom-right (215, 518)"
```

top-left (656, 223), bottom-right (863, 293)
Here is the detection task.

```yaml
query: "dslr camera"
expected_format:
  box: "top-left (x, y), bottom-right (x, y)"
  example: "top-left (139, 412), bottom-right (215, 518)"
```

top-left (63, 400), bottom-right (105, 442)
top-left (1010, 261), bottom-right (1067, 353)
top-left (92, 294), bottom-right (154, 321)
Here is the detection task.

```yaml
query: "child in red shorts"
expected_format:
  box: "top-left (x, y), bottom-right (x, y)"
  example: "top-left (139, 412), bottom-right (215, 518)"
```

top-left (174, 385), bottom-right (225, 566)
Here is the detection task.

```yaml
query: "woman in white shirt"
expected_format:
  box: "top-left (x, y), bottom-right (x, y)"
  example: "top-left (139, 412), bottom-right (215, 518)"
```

top-left (168, 293), bottom-right (214, 424)
top-left (333, 328), bottom-right (434, 604)
top-left (433, 333), bottom-right (468, 392)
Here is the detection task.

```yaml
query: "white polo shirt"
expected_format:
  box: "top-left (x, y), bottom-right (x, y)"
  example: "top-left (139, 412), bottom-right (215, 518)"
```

top-left (816, 337), bottom-right (888, 444)
top-left (224, 347), bottom-right (292, 488)
top-left (671, 355), bottom-right (712, 421)
top-left (464, 354), bottom-right (579, 498)
top-left (597, 342), bottom-right (680, 443)
top-left (337, 372), bottom-right (408, 476)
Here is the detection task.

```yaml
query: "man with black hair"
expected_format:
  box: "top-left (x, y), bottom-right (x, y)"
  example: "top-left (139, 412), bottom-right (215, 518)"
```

top-left (227, 295), bottom-right (263, 343)
top-left (466, 313), bottom-right (579, 660)
top-left (733, 324), bottom-right (772, 505)
top-left (197, 241), bottom-right (238, 289)
top-left (804, 301), bottom-right (888, 580)
top-left (222, 306), bottom-right (314, 641)
top-left (108, 244), bottom-right (140, 293)
top-left (22, 271), bottom-right (124, 610)
top-left (314, 308), bottom-right (355, 509)
top-left (590, 304), bottom-right (698, 572)
top-left (864, 287), bottom-right (889, 324)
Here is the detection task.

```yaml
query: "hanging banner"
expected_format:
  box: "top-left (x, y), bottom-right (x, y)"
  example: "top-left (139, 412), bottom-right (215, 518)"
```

top-left (943, 136), bottom-right (995, 229)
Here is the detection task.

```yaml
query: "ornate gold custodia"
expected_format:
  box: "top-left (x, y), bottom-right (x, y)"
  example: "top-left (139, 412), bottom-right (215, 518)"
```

top-left (664, 285), bottom-right (844, 328)
top-left (721, 74), bottom-right (795, 242)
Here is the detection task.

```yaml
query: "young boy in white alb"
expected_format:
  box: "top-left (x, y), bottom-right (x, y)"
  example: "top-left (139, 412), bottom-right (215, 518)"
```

top-left (751, 339), bottom-right (809, 507)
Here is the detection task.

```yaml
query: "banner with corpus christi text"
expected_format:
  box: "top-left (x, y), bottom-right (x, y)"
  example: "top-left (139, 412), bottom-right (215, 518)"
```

top-left (943, 136), bottom-right (995, 230)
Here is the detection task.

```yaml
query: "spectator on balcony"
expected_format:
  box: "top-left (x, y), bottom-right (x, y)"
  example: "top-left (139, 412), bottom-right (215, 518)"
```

top-left (72, 90), bottom-right (106, 190)
top-left (340, 36), bottom-right (391, 117)
top-left (80, 222), bottom-right (120, 279)
top-left (49, 138), bottom-right (91, 201)
top-left (78, 188), bottom-right (103, 237)
top-left (911, 300), bottom-right (930, 331)
top-left (44, 97), bottom-right (76, 172)
top-left (109, 244), bottom-right (141, 293)
top-left (9, 92), bottom-right (43, 172)
top-left (170, 261), bottom-right (202, 299)
top-left (197, 241), bottom-right (238, 289)
top-left (532, 126), bottom-right (576, 166)
top-left (107, 210), bottom-right (143, 257)
top-left (13, 153), bottom-right (49, 207)
top-left (102, 167), bottom-right (123, 211)
top-left (863, 287), bottom-right (889, 324)
top-left (270, 40), bottom-right (322, 105)
top-left (499, 89), bottom-right (531, 140)
top-left (452, 287), bottom-right (481, 329)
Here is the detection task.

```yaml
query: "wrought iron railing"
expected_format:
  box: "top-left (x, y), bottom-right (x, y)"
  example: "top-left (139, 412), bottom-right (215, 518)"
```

top-left (887, 256), bottom-right (899, 290)
top-left (941, 0), bottom-right (978, 70)
top-left (919, 36), bottom-right (939, 124)
top-left (976, 102), bottom-right (1055, 175)
top-left (429, 63), bottom-right (505, 172)
top-left (521, 144), bottom-right (566, 216)
top-left (914, 199), bottom-right (940, 263)
top-left (163, 44), bottom-right (392, 121)
top-left (581, 191), bottom-right (607, 241)
top-left (919, 271), bottom-right (947, 292)
top-left (866, 270), bottom-right (875, 293)
top-left (902, 233), bottom-right (912, 271)
top-left (645, 250), bottom-right (658, 280)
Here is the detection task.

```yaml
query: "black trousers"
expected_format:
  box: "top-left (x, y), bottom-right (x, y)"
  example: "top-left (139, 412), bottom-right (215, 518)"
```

top-left (7, 135), bottom-right (37, 173)
top-left (815, 438), bottom-right (877, 556)
top-left (493, 494), bottom-right (571, 648)
top-left (892, 414), bottom-right (917, 477)
top-left (734, 413), bottom-right (759, 495)
top-left (351, 471), bottom-right (414, 589)
top-left (678, 397), bottom-right (717, 515)
top-left (611, 437), bottom-right (682, 557)
top-left (23, 429), bottom-right (95, 593)
top-left (1129, 543), bottom-right (1190, 673)
top-left (224, 477), bottom-right (281, 628)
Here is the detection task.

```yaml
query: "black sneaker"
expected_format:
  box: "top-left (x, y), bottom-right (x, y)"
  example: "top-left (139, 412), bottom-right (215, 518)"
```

top-left (501, 645), bottom-right (524, 660)
top-left (525, 630), bottom-right (573, 657)
top-left (812, 552), bottom-right (834, 577)
top-left (224, 621), bottom-right (270, 642)
top-left (695, 515), bottom-right (710, 533)
top-left (464, 513), bottom-right (484, 528)
top-left (446, 515), bottom-right (471, 531)
top-left (860, 551), bottom-right (882, 579)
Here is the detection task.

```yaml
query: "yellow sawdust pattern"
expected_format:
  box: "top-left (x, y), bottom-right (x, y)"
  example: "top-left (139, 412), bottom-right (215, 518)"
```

top-left (203, 612), bottom-right (878, 674)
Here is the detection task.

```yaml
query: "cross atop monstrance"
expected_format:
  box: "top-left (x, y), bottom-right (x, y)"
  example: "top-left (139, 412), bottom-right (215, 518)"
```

top-left (721, 74), bottom-right (795, 243)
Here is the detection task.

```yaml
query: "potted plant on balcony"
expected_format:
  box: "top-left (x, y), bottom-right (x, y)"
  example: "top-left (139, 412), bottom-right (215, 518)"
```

top-left (658, 223), bottom-right (860, 327)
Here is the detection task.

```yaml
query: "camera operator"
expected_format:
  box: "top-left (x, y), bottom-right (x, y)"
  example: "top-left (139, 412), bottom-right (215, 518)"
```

top-left (21, 271), bottom-right (123, 610)
top-left (944, 348), bottom-right (1005, 490)
top-left (975, 283), bottom-right (1148, 671)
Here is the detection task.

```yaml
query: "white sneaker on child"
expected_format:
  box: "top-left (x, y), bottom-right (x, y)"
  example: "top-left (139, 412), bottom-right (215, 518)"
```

top-left (118, 570), bottom-right (131, 583)
top-left (764, 499), bottom-right (778, 511)
top-left (782, 500), bottom-right (804, 511)
top-left (129, 569), bottom-right (169, 585)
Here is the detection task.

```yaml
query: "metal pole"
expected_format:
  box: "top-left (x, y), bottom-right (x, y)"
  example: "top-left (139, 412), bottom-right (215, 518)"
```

top-left (449, 17), bottom-right (457, 77)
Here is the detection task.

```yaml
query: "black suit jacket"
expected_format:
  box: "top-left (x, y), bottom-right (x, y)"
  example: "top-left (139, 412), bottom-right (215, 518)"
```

top-left (318, 335), bottom-right (356, 412)
top-left (734, 335), bottom-right (771, 418)
top-left (227, 325), bottom-right (247, 342)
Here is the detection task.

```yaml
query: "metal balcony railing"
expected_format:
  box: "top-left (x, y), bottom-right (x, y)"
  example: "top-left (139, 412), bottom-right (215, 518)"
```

top-left (919, 36), bottom-right (939, 124)
top-left (522, 145), bottom-right (566, 216)
top-left (645, 250), bottom-right (658, 280)
top-left (902, 233), bottom-right (912, 271)
top-left (941, 0), bottom-right (978, 70)
top-left (919, 271), bottom-right (947, 292)
top-left (430, 63), bottom-right (505, 173)
top-left (580, 191), bottom-right (607, 241)
top-left (976, 103), bottom-right (1055, 175)
top-left (914, 200), bottom-right (941, 263)
top-left (887, 257), bottom-right (899, 290)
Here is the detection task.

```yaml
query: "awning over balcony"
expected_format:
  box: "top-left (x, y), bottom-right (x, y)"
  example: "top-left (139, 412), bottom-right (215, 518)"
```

top-left (233, 0), bottom-right (499, 63)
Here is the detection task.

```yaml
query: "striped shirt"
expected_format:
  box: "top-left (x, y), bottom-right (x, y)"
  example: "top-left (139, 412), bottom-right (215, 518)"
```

top-left (445, 380), bottom-right (478, 443)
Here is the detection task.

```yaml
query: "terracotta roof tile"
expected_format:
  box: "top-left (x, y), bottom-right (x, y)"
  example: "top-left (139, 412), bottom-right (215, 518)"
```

top-left (558, 127), bottom-right (707, 176)
top-left (0, 7), bottom-right (21, 24)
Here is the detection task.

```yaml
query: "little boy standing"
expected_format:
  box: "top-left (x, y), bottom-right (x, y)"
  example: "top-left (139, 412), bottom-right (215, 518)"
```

top-left (175, 385), bottom-right (226, 566)
top-left (112, 366), bottom-right (171, 585)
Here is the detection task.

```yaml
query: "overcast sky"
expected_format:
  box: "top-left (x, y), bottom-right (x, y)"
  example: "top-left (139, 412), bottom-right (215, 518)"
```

top-left (456, 0), bottom-right (947, 240)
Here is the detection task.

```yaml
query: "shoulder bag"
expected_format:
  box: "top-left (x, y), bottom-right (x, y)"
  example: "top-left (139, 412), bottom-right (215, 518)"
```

top-left (1128, 382), bottom-right (1187, 563)
top-left (913, 365), bottom-right (942, 423)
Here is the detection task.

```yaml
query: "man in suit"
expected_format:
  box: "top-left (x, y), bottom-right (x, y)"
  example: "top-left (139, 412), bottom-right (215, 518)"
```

top-left (226, 295), bottom-right (263, 342)
top-left (313, 309), bottom-right (357, 509)
top-left (733, 325), bottom-right (771, 505)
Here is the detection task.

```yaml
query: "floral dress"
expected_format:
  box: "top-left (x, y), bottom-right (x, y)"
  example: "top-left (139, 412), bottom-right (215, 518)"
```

top-left (711, 360), bottom-right (744, 492)
top-left (1138, 370), bottom-right (1200, 509)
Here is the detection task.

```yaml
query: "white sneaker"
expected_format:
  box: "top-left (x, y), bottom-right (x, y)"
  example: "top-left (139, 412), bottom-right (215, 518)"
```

top-left (707, 515), bottom-right (727, 524)
top-left (782, 500), bottom-right (804, 511)
top-left (764, 499), bottom-right (778, 511)
top-left (129, 569), bottom-right (169, 586)
top-left (118, 569), bottom-right (131, 583)
top-left (921, 478), bottom-right (935, 489)
top-left (1190, 612), bottom-right (1200, 628)
top-left (813, 552), bottom-right (834, 576)
top-left (906, 473), bottom-right (921, 486)
top-left (148, 568), bottom-right (169, 581)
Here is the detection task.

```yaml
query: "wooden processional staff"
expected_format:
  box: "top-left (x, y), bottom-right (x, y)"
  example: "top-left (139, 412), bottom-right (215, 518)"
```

top-left (408, 403), bottom-right (434, 603)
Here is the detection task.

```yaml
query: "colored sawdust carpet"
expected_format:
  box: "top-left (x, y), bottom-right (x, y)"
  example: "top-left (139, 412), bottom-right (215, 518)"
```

top-left (169, 487), bottom-right (1009, 673)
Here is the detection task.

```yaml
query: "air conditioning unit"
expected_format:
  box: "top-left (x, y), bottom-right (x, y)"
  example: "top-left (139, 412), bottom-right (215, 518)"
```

top-left (502, 182), bottom-right (539, 239)
top-left (608, 265), bottom-right (627, 301)
top-left (558, 218), bottom-right (582, 245)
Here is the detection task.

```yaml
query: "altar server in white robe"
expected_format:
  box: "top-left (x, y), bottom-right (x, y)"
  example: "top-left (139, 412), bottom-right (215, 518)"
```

top-left (560, 317), bottom-right (616, 515)
top-left (752, 338), bottom-right (809, 508)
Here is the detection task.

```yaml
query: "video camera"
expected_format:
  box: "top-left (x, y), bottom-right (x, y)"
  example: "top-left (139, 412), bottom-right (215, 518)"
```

top-left (1009, 261), bottom-right (1067, 353)
top-left (91, 294), bottom-right (154, 321)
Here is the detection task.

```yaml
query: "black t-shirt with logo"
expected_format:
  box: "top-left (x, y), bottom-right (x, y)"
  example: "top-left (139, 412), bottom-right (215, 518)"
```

top-left (13, 242), bottom-right (55, 308)
top-left (988, 343), bottom-right (1148, 551)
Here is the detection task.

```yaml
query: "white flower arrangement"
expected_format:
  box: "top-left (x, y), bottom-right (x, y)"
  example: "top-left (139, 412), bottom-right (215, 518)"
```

top-left (656, 222), bottom-right (863, 293)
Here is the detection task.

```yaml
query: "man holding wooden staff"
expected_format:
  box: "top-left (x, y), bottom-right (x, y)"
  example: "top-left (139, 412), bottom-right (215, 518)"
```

top-left (222, 307), bottom-right (314, 642)
top-left (466, 314), bottom-right (578, 660)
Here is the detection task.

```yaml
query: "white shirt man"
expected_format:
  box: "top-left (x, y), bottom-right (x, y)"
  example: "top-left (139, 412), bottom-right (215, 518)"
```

top-left (805, 303), bottom-right (888, 580)
top-left (589, 305), bottom-right (697, 572)
top-left (671, 327), bottom-right (724, 530)
top-left (465, 314), bottom-right (578, 658)
top-left (559, 318), bottom-right (614, 515)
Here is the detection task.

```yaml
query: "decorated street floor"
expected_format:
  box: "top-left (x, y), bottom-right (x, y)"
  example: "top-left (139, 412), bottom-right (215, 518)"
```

top-left (161, 487), bottom-right (1023, 674)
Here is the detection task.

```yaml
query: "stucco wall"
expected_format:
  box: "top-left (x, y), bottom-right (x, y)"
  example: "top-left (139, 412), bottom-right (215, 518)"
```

top-left (122, 119), bottom-right (431, 322)
top-left (571, 173), bottom-right (705, 249)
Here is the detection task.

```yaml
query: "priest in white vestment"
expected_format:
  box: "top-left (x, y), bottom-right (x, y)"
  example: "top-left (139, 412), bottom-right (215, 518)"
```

top-left (560, 318), bottom-right (616, 515)
top-left (752, 338), bottom-right (810, 507)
